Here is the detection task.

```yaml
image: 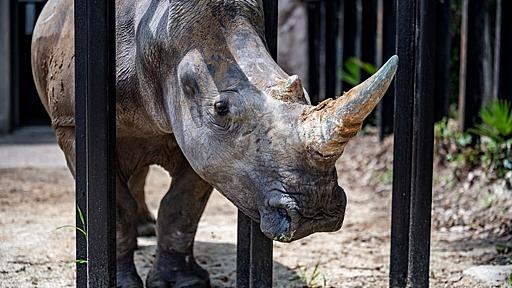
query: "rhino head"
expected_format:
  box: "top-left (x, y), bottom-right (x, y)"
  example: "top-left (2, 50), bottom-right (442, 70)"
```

top-left (160, 0), bottom-right (398, 242)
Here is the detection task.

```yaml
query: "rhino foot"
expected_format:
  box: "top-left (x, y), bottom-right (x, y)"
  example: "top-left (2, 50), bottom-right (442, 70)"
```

top-left (137, 221), bottom-right (156, 237)
top-left (146, 250), bottom-right (210, 288)
top-left (117, 256), bottom-right (143, 288)
top-left (136, 205), bottom-right (156, 237)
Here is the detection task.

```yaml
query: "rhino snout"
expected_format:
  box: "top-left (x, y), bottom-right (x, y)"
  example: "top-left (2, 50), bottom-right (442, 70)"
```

top-left (258, 186), bottom-right (347, 242)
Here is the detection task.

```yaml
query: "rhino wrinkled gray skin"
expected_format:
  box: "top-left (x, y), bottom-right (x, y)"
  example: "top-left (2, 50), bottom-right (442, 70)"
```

top-left (31, 0), bottom-right (398, 286)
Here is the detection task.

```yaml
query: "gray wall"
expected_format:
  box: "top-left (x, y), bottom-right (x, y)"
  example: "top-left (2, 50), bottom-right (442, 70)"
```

top-left (0, 0), bottom-right (11, 134)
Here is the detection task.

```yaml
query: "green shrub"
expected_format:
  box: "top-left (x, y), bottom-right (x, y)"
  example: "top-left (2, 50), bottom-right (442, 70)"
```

top-left (469, 100), bottom-right (512, 142)
top-left (434, 100), bottom-right (512, 179)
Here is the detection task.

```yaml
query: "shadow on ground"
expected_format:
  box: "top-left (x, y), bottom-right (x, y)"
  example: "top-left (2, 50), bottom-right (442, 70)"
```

top-left (134, 239), bottom-right (300, 288)
top-left (439, 233), bottom-right (512, 265)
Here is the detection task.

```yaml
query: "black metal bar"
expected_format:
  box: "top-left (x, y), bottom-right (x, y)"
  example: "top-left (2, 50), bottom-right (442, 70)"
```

top-left (75, 0), bottom-right (117, 286)
top-left (236, 211), bottom-right (251, 288)
top-left (317, 0), bottom-right (326, 102)
top-left (458, 0), bottom-right (490, 131)
top-left (434, 0), bottom-right (451, 123)
top-left (252, 0), bottom-right (276, 285)
top-left (493, 0), bottom-right (512, 102)
top-left (377, 0), bottom-right (396, 140)
top-left (361, 0), bottom-right (378, 79)
top-left (74, 0), bottom-right (87, 286)
top-left (262, 0), bottom-right (278, 59)
top-left (234, 2), bottom-right (277, 287)
top-left (408, 0), bottom-right (436, 286)
top-left (325, 0), bottom-right (342, 99)
top-left (0, 0), bottom-right (11, 134)
top-left (10, 1), bottom-right (21, 129)
top-left (249, 221), bottom-right (273, 288)
top-left (341, 0), bottom-right (362, 91)
top-left (306, 0), bottom-right (322, 104)
top-left (390, 0), bottom-right (415, 286)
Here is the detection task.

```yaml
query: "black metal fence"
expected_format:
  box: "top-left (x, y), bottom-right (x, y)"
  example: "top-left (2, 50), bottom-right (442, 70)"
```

top-left (70, 0), bottom-right (511, 288)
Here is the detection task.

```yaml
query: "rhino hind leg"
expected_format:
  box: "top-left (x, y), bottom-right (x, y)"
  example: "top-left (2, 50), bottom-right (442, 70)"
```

top-left (128, 166), bottom-right (156, 237)
top-left (147, 165), bottom-right (213, 288)
top-left (117, 175), bottom-right (144, 288)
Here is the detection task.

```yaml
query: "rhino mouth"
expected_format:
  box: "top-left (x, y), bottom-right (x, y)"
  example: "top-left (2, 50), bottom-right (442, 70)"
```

top-left (259, 188), bottom-right (346, 242)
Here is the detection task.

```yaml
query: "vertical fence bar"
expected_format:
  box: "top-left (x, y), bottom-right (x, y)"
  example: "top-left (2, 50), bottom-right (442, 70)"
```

top-left (493, 0), bottom-right (512, 102)
top-left (361, 0), bottom-right (378, 126)
top-left (235, 1), bottom-right (277, 287)
top-left (0, 0), bottom-right (11, 134)
top-left (74, 0), bottom-right (87, 286)
top-left (341, 0), bottom-right (362, 91)
top-left (361, 0), bottom-right (378, 79)
top-left (263, 0), bottom-right (278, 60)
top-left (434, 0), bottom-right (451, 123)
top-left (390, 0), bottom-right (415, 286)
top-left (236, 211), bottom-right (251, 288)
top-left (75, 0), bottom-right (117, 286)
top-left (249, 221), bottom-right (273, 288)
top-left (458, 0), bottom-right (490, 131)
top-left (378, 0), bottom-right (396, 140)
top-left (10, 1), bottom-right (21, 128)
top-left (408, 0), bottom-right (436, 286)
top-left (324, 0), bottom-right (340, 100)
top-left (306, 0), bottom-right (322, 104)
top-left (253, 1), bottom-right (276, 285)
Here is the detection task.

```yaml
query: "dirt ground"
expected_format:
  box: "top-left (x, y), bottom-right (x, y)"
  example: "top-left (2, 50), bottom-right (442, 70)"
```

top-left (0, 133), bottom-right (510, 287)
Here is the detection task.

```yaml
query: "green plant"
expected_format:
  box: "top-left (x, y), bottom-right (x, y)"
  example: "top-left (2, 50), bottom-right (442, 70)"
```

top-left (434, 118), bottom-right (476, 168)
top-left (340, 57), bottom-right (377, 86)
top-left (496, 244), bottom-right (512, 254)
top-left (435, 113), bottom-right (512, 178)
top-left (377, 169), bottom-right (393, 184)
top-left (289, 261), bottom-right (327, 288)
top-left (57, 205), bottom-right (87, 264)
top-left (469, 100), bottom-right (512, 143)
top-left (508, 273), bottom-right (512, 286)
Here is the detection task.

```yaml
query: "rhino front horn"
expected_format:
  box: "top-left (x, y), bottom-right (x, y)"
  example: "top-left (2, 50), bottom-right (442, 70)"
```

top-left (300, 55), bottom-right (398, 159)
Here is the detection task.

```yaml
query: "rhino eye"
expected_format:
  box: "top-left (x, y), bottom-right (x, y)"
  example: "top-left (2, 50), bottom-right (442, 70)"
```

top-left (214, 100), bottom-right (230, 116)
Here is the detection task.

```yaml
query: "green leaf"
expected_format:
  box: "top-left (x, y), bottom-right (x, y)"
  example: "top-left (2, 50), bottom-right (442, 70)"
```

top-left (56, 225), bottom-right (87, 237)
top-left (76, 259), bottom-right (88, 264)
top-left (77, 205), bottom-right (86, 230)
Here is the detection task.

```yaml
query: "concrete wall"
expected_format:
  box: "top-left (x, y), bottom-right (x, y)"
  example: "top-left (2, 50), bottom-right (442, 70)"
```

top-left (0, 0), bottom-right (11, 134)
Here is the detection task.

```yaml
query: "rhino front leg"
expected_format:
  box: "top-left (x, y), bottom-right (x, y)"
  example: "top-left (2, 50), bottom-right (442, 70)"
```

top-left (128, 166), bottom-right (156, 237)
top-left (117, 175), bottom-right (144, 288)
top-left (147, 165), bottom-right (212, 288)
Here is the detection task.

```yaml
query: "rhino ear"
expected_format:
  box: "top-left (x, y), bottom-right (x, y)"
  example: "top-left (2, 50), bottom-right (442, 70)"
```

top-left (178, 61), bottom-right (200, 98)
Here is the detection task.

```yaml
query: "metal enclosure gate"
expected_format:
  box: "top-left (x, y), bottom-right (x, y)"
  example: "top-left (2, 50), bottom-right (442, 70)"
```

top-left (74, 0), bottom-right (435, 287)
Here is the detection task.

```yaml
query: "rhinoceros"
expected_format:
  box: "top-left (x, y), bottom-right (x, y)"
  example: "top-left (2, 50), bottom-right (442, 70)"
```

top-left (31, 0), bottom-right (397, 287)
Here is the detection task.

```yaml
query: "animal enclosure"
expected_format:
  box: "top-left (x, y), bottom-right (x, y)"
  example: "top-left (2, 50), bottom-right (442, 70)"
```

top-left (1, 0), bottom-right (507, 287)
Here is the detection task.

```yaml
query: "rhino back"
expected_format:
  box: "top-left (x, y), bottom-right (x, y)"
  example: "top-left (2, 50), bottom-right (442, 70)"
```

top-left (31, 0), bottom-right (162, 136)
